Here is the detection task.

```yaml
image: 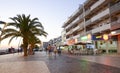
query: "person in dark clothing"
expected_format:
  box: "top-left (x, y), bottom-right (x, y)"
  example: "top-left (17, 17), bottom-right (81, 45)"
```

top-left (47, 44), bottom-right (52, 56)
top-left (58, 46), bottom-right (61, 56)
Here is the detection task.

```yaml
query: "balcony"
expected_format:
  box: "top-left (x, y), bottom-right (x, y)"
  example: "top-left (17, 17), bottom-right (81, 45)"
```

top-left (111, 20), bottom-right (120, 30)
top-left (66, 37), bottom-right (71, 42)
top-left (92, 23), bottom-right (111, 34)
top-left (72, 25), bottom-right (80, 32)
top-left (90, 0), bottom-right (105, 11)
top-left (79, 13), bottom-right (84, 20)
top-left (91, 8), bottom-right (110, 22)
top-left (66, 29), bottom-right (73, 35)
top-left (79, 22), bottom-right (84, 28)
top-left (65, 22), bottom-right (73, 29)
top-left (85, 19), bottom-right (91, 26)
top-left (65, 16), bottom-right (80, 29)
top-left (86, 30), bottom-right (92, 34)
top-left (73, 34), bottom-right (80, 39)
top-left (85, 9), bottom-right (91, 16)
top-left (110, 1), bottom-right (120, 14)
top-left (80, 32), bottom-right (85, 36)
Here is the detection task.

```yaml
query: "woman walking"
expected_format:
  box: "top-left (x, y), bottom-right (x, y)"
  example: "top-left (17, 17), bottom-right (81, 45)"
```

top-left (53, 45), bottom-right (57, 58)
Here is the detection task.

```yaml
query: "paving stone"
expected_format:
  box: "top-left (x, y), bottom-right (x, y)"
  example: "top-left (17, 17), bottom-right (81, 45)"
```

top-left (0, 52), bottom-right (120, 73)
top-left (0, 61), bottom-right (50, 73)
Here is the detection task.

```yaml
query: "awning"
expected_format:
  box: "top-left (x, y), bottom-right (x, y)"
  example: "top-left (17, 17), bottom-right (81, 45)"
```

top-left (60, 44), bottom-right (68, 46)
top-left (74, 42), bottom-right (86, 45)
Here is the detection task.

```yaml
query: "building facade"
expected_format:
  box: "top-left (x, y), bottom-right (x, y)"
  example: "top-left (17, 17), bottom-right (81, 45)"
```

top-left (61, 29), bottom-right (67, 45)
top-left (48, 36), bottom-right (62, 47)
top-left (62, 0), bottom-right (120, 53)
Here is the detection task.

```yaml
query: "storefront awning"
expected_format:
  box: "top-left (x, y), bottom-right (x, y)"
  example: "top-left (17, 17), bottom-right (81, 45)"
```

top-left (74, 42), bottom-right (86, 45)
top-left (60, 44), bottom-right (68, 46)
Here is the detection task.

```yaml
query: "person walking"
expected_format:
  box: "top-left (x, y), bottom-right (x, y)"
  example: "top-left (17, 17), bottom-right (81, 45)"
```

top-left (47, 44), bottom-right (52, 57)
top-left (53, 45), bottom-right (57, 58)
top-left (58, 46), bottom-right (61, 56)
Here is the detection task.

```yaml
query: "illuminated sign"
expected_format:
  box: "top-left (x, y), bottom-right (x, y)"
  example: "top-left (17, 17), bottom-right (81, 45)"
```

top-left (92, 34), bottom-right (109, 40)
top-left (103, 34), bottom-right (108, 40)
top-left (81, 36), bottom-right (87, 41)
top-left (96, 36), bottom-right (102, 39)
top-left (67, 39), bottom-right (75, 45)
top-left (87, 34), bottom-right (92, 40)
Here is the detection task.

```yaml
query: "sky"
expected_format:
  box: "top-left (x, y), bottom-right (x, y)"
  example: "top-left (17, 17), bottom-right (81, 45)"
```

top-left (0, 0), bottom-right (86, 49)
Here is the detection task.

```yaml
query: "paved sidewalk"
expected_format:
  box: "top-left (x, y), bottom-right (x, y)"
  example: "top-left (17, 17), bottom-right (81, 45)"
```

top-left (0, 53), bottom-right (50, 73)
top-left (0, 61), bottom-right (50, 73)
top-left (64, 53), bottom-right (120, 68)
top-left (0, 52), bottom-right (120, 73)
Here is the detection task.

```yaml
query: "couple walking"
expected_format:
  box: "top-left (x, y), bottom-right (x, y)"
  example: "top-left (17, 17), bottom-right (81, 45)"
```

top-left (47, 44), bottom-right (61, 57)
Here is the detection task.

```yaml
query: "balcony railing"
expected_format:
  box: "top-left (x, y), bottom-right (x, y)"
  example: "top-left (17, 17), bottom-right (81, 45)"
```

top-left (66, 16), bottom-right (80, 29)
top-left (110, 1), bottom-right (120, 14)
top-left (85, 19), bottom-right (91, 26)
top-left (92, 23), bottom-right (111, 34)
top-left (79, 22), bottom-right (84, 28)
top-left (66, 29), bottom-right (73, 35)
top-left (86, 30), bottom-right (92, 34)
top-left (90, 0), bottom-right (105, 11)
top-left (66, 37), bottom-right (71, 42)
top-left (85, 9), bottom-right (91, 16)
top-left (79, 13), bottom-right (84, 20)
top-left (80, 32), bottom-right (85, 36)
top-left (65, 21), bottom-right (74, 29)
top-left (72, 25), bottom-right (80, 32)
top-left (73, 34), bottom-right (80, 39)
top-left (111, 20), bottom-right (120, 30)
top-left (91, 8), bottom-right (110, 22)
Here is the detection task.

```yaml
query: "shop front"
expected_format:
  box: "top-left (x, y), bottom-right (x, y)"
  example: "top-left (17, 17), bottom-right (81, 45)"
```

top-left (92, 34), bottom-right (117, 53)
top-left (67, 38), bottom-right (77, 50)
top-left (111, 29), bottom-right (120, 54)
top-left (75, 34), bottom-right (93, 50)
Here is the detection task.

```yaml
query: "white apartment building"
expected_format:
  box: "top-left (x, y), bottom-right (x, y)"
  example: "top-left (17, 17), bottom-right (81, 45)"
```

top-left (62, 0), bottom-right (120, 53)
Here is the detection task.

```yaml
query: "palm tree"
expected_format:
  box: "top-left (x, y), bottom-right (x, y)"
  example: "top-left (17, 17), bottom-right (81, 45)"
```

top-left (0, 21), bottom-right (6, 30)
top-left (28, 35), bottom-right (42, 55)
top-left (0, 14), bottom-right (47, 56)
top-left (0, 21), bottom-right (6, 24)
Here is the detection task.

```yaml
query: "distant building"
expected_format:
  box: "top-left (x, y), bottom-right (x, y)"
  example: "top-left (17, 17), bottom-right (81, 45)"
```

top-left (43, 42), bottom-right (49, 49)
top-left (48, 36), bottom-right (62, 47)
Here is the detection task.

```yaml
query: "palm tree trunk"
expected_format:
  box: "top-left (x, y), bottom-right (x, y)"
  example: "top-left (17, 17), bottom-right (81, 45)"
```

top-left (23, 37), bottom-right (28, 56)
top-left (23, 46), bottom-right (28, 56)
top-left (29, 44), bottom-right (34, 55)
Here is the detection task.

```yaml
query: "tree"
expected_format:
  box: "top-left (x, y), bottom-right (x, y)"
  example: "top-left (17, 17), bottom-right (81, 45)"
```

top-left (0, 21), bottom-right (6, 30)
top-left (0, 14), bottom-right (47, 56)
top-left (0, 21), bottom-right (6, 24)
top-left (28, 35), bottom-right (42, 55)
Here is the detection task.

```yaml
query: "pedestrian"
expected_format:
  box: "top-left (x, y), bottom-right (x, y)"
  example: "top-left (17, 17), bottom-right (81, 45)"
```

top-left (53, 45), bottom-right (57, 58)
top-left (47, 44), bottom-right (52, 56)
top-left (17, 48), bottom-right (20, 54)
top-left (19, 47), bottom-right (23, 54)
top-left (58, 46), bottom-right (61, 56)
top-left (11, 47), bottom-right (15, 54)
top-left (45, 47), bottom-right (48, 54)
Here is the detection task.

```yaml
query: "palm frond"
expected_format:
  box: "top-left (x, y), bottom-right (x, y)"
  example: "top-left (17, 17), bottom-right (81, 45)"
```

top-left (8, 35), bottom-right (20, 44)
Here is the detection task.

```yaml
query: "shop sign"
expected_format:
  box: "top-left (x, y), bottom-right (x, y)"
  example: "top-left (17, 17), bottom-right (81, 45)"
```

top-left (103, 34), bottom-right (108, 40)
top-left (92, 34), bottom-right (109, 40)
top-left (81, 36), bottom-right (87, 41)
top-left (92, 35), bottom-right (103, 40)
top-left (67, 39), bottom-right (75, 45)
top-left (87, 34), bottom-right (92, 40)
top-left (81, 34), bottom-right (92, 41)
